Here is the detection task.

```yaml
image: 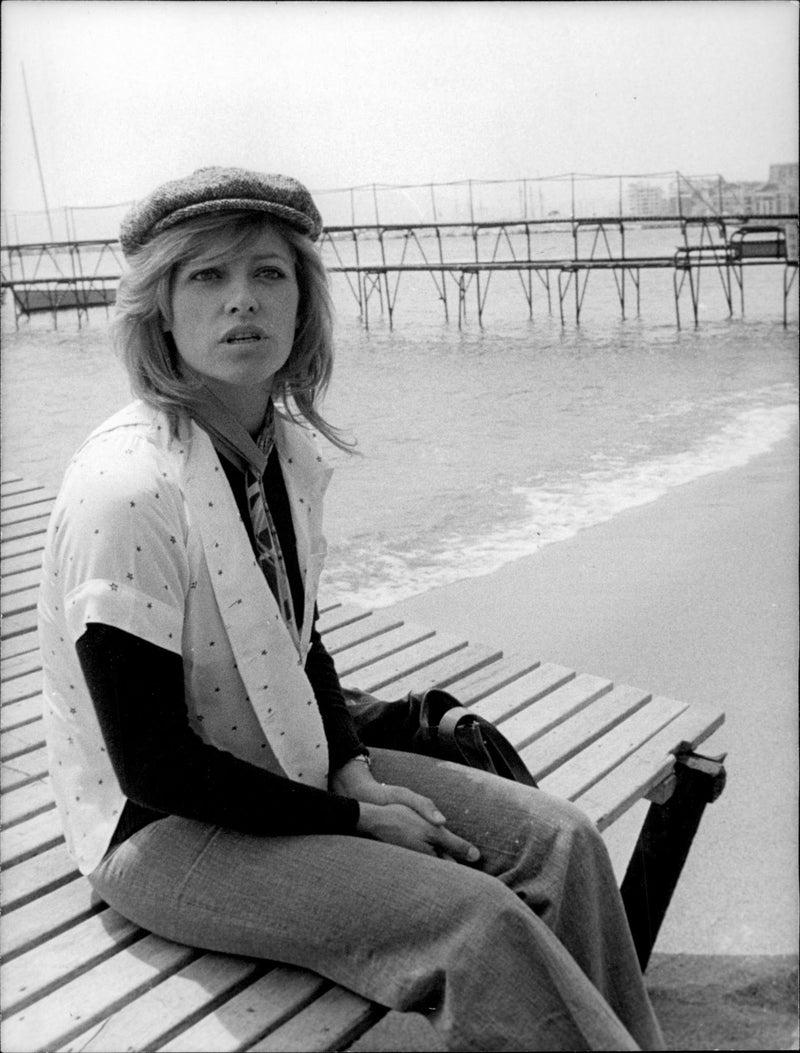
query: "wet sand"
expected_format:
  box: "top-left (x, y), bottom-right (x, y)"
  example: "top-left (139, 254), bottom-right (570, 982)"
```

top-left (385, 433), bottom-right (799, 955)
top-left (381, 431), bottom-right (798, 1048)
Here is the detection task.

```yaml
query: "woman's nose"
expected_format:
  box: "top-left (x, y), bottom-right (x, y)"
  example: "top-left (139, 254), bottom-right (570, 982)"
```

top-left (225, 282), bottom-right (259, 314)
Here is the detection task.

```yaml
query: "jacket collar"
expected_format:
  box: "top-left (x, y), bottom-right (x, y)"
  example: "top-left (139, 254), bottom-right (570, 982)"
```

top-left (187, 385), bottom-right (268, 476)
top-left (186, 386), bottom-right (332, 506)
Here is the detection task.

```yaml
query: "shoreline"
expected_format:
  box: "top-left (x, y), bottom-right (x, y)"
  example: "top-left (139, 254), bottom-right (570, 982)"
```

top-left (384, 430), bottom-right (799, 958)
top-left (2, 323), bottom-right (797, 1045)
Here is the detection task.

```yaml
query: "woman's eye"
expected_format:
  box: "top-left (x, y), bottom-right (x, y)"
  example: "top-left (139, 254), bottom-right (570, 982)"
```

top-left (188, 268), bottom-right (219, 282)
top-left (257, 267), bottom-right (285, 280)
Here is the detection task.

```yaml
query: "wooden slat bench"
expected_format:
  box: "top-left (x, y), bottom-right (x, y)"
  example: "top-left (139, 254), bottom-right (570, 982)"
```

top-left (0, 471), bottom-right (727, 1052)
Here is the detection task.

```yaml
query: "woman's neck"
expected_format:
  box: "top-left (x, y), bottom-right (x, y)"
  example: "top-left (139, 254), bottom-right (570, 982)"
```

top-left (200, 377), bottom-right (273, 436)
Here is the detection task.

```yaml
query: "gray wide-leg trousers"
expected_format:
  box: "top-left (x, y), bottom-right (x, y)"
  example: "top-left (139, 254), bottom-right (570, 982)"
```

top-left (89, 749), bottom-right (665, 1051)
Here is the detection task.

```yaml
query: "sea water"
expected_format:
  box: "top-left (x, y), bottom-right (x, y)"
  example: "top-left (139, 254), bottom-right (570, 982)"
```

top-left (1, 229), bottom-right (797, 609)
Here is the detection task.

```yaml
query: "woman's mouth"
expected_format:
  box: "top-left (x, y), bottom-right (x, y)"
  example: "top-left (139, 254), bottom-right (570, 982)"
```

top-left (221, 326), bottom-right (267, 344)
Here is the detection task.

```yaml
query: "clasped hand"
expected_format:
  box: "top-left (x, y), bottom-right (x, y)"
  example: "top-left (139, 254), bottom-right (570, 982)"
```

top-left (331, 757), bottom-right (480, 865)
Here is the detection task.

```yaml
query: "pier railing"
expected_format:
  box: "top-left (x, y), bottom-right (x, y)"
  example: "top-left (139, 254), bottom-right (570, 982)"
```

top-left (2, 214), bottom-right (797, 330)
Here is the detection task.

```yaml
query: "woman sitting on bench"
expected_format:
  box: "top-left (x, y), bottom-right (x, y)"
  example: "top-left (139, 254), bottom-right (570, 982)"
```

top-left (38, 166), bottom-right (664, 1052)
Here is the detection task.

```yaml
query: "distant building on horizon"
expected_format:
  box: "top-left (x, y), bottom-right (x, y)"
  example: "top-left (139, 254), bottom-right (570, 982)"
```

top-left (627, 181), bottom-right (672, 217)
top-left (677, 163), bottom-right (798, 218)
top-left (626, 163), bottom-right (798, 220)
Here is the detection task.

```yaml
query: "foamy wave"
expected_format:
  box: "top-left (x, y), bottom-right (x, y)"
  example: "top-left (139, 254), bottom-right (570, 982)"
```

top-left (323, 402), bottom-right (797, 608)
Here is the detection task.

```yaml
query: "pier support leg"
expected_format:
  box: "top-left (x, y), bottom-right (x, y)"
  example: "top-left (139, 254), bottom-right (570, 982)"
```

top-left (688, 265), bottom-right (701, 328)
top-left (620, 750), bottom-right (727, 970)
top-left (456, 272), bottom-right (468, 330)
top-left (783, 264), bottom-right (797, 329)
top-left (627, 266), bottom-right (641, 319)
top-left (673, 268), bottom-right (683, 330)
top-left (383, 273), bottom-right (394, 331)
top-left (558, 270), bottom-right (573, 327)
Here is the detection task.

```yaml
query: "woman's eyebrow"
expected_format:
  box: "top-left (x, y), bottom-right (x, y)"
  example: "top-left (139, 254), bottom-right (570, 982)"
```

top-left (249, 251), bottom-right (293, 263)
top-left (179, 249), bottom-right (293, 271)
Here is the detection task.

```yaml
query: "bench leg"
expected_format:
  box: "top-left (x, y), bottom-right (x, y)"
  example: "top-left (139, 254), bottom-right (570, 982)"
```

top-left (620, 751), bottom-right (727, 971)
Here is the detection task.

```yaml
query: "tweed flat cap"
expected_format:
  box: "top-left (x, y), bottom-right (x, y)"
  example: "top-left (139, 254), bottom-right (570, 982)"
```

top-left (119, 167), bottom-right (323, 255)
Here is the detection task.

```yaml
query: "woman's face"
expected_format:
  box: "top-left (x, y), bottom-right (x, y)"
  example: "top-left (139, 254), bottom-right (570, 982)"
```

top-left (167, 224), bottom-right (300, 399)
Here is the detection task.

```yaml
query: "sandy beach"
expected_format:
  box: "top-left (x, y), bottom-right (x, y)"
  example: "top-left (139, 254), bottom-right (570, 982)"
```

top-left (387, 432), bottom-right (799, 948)
top-left (381, 430), bottom-right (798, 1049)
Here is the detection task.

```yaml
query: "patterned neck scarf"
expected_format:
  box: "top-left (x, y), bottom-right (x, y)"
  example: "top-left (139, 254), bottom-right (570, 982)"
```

top-left (245, 404), bottom-right (301, 654)
top-left (189, 388), bottom-right (301, 655)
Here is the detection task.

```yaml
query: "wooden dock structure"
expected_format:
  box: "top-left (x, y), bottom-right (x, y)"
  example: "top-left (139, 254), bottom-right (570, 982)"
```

top-left (2, 213), bottom-right (797, 331)
top-left (0, 468), bottom-right (728, 1051)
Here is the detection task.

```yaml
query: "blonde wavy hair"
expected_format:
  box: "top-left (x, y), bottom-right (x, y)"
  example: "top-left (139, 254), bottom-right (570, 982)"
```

top-left (113, 210), bottom-right (353, 450)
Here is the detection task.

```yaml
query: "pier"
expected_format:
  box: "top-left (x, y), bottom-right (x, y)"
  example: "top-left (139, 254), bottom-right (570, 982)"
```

top-left (2, 213), bottom-right (797, 330)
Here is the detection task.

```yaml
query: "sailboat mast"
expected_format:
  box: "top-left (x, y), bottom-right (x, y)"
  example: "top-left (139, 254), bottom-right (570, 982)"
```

top-left (21, 62), bottom-right (54, 241)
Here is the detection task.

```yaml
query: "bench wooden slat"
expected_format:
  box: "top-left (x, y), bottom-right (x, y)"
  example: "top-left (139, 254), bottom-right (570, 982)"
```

top-left (382, 642), bottom-right (503, 697)
top-left (249, 985), bottom-right (382, 1052)
top-left (498, 673), bottom-right (613, 750)
top-left (60, 955), bottom-right (264, 1053)
top-left (2, 696), bottom-right (43, 731)
top-left (469, 662), bottom-right (576, 724)
top-left (0, 483), bottom-right (55, 501)
top-left (1, 650), bottom-right (43, 683)
top-left (322, 611), bottom-right (405, 654)
top-left (2, 479), bottom-right (46, 495)
top-left (2, 514), bottom-right (52, 542)
top-left (520, 684), bottom-right (652, 781)
top-left (1, 807), bottom-right (64, 868)
top-left (1, 669), bottom-right (43, 705)
top-left (2, 611), bottom-right (39, 643)
top-left (1, 585), bottom-right (41, 618)
top-left (1, 778), bottom-right (53, 828)
top-left (1, 482), bottom-right (44, 500)
top-left (1, 499), bottom-right (57, 526)
top-left (340, 632), bottom-right (468, 693)
top-left (1, 842), bottom-right (78, 912)
top-left (0, 934), bottom-right (197, 1053)
top-left (315, 604), bottom-right (372, 635)
top-left (449, 652), bottom-right (541, 704)
top-left (0, 486), bottom-right (55, 509)
top-left (158, 967), bottom-right (328, 1052)
top-left (575, 701), bottom-right (725, 831)
top-left (1, 550), bottom-right (45, 578)
top-left (1, 567), bottom-right (46, 598)
top-left (538, 695), bottom-right (689, 801)
top-left (2, 909), bottom-right (143, 1015)
top-left (333, 622), bottom-right (437, 677)
top-left (1, 745), bottom-right (48, 792)
top-left (1, 720), bottom-right (45, 761)
top-left (0, 534), bottom-right (47, 560)
top-left (1, 877), bottom-right (103, 961)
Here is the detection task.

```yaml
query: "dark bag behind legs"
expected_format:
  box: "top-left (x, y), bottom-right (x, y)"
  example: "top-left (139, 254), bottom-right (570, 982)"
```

top-left (343, 687), bottom-right (538, 788)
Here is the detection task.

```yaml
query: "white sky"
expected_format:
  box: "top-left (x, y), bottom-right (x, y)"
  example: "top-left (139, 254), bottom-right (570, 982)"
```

top-left (1, 0), bottom-right (798, 213)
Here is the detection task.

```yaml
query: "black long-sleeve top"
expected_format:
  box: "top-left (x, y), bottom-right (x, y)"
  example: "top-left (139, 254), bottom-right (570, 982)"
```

top-left (76, 447), bottom-right (364, 848)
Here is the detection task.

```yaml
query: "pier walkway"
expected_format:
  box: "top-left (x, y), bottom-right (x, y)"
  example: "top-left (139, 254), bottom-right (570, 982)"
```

top-left (2, 213), bottom-right (797, 330)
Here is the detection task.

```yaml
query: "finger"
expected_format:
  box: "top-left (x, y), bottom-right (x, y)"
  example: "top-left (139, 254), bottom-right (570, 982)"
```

top-left (379, 786), bottom-right (446, 825)
top-left (432, 827), bottom-right (481, 864)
